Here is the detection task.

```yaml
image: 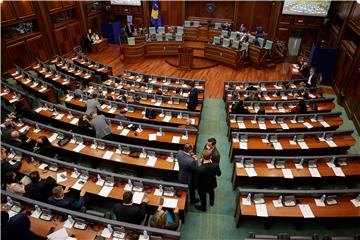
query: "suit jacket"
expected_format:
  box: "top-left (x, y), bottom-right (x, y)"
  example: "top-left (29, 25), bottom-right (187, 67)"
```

top-left (85, 99), bottom-right (101, 115)
top-left (187, 88), bottom-right (198, 111)
top-left (195, 162), bottom-right (221, 191)
top-left (177, 150), bottom-right (197, 185)
top-left (307, 73), bottom-right (318, 87)
top-left (1, 213), bottom-right (32, 240)
top-left (113, 203), bottom-right (146, 224)
top-left (47, 195), bottom-right (85, 210)
top-left (90, 115), bottom-right (112, 139)
top-left (1, 160), bottom-right (21, 178)
top-left (25, 176), bottom-right (56, 202)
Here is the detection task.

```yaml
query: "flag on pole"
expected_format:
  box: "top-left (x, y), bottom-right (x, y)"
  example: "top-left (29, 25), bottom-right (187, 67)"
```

top-left (150, 0), bottom-right (162, 28)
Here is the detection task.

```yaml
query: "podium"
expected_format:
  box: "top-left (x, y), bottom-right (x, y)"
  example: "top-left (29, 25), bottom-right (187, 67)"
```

top-left (178, 47), bottom-right (193, 69)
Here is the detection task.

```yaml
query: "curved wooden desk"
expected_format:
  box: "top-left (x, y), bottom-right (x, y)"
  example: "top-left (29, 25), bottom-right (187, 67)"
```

top-left (204, 43), bottom-right (244, 69)
top-left (64, 55), bottom-right (112, 77)
top-left (0, 87), bottom-right (28, 107)
top-left (52, 60), bottom-right (97, 83)
top-left (32, 64), bottom-right (76, 91)
top-left (224, 79), bottom-right (307, 92)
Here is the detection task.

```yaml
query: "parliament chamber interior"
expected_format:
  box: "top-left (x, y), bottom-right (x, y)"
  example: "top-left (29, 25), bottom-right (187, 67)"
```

top-left (1, 0), bottom-right (360, 239)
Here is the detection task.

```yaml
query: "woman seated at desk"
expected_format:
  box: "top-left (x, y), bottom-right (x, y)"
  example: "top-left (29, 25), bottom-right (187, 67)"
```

top-left (231, 100), bottom-right (250, 114)
top-left (150, 206), bottom-right (180, 230)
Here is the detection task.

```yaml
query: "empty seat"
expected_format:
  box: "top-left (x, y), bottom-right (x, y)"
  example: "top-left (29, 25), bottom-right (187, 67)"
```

top-left (149, 27), bottom-right (156, 34)
top-left (156, 33), bottom-right (163, 41)
top-left (176, 33), bottom-right (183, 41)
top-left (232, 40), bottom-right (240, 50)
top-left (248, 35), bottom-right (255, 44)
top-left (257, 37), bottom-right (265, 48)
top-left (230, 31), bottom-right (238, 40)
top-left (240, 42), bottom-right (249, 52)
top-left (177, 26), bottom-right (184, 34)
top-left (127, 37), bottom-right (135, 45)
top-left (165, 33), bottom-right (173, 41)
top-left (193, 21), bottom-right (200, 27)
top-left (264, 40), bottom-right (273, 50)
top-left (215, 22), bottom-right (222, 29)
top-left (222, 38), bottom-right (230, 48)
top-left (213, 36), bottom-right (221, 45)
top-left (184, 20), bottom-right (191, 27)
top-left (157, 26), bottom-right (165, 34)
top-left (222, 30), bottom-right (229, 38)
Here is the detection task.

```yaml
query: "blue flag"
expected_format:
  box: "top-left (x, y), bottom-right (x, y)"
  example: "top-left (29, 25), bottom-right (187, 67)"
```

top-left (150, 0), bottom-right (162, 28)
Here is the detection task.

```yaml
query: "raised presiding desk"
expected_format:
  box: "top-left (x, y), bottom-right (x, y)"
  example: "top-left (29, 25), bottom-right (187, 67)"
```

top-left (91, 38), bottom-right (109, 53)
top-left (235, 188), bottom-right (360, 227)
top-left (231, 155), bottom-right (360, 188)
top-left (230, 130), bottom-right (356, 157)
top-left (204, 43), bottom-right (244, 69)
top-left (184, 26), bottom-right (221, 42)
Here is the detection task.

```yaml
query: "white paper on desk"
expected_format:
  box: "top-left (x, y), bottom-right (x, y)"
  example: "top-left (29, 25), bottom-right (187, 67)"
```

top-left (154, 189), bottom-right (163, 196)
top-left (172, 136), bottom-right (180, 144)
top-left (30, 209), bottom-right (42, 218)
top-left (108, 108), bottom-right (117, 114)
top-left (15, 75), bottom-right (23, 79)
top-left (38, 163), bottom-right (48, 170)
top-left (289, 140), bottom-right (297, 145)
top-left (47, 227), bottom-right (69, 240)
top-left (303, 122), bottom-right (313, 129)
top-left (326, 162), bottom-right (336, 168)
top-left (65, 96), bottom-right (73, 102)
top-left (239, 142), bottom-right (248, 150)
top-left (99, 185), bottom-right (113, 197)
top-left (55, 114), bottom-right (64, 120)
top-left (264, 96), bottom-right (271, 100)
top-left (9, 98), bottom-right (19, 103)
top-left (63, 219), bottom-right (74, 229)
top-left (309, 168), bottom-right (321, 177)
top-left (101, 228), bottom-right (112, 238)
top-left (255, 203), bottom-right (268, 217)
top-left (163, 115), bottom-right (172, 122)
top-left (266, 163), bottom-right (275, 169)
top-left (298, 141), bottom-right (309, 149)
top-left (120, 128), bottom-right (130, 136)
top-left (237, 122), bottom-right (246, 129)
top-left (72, 178), bottom-right (86, 190)
top-left (162, 198), bottom-right (178, 208)
top-left (96, 178), bottom-right (105, 186)
top-left (250, 119), bottom-right (256, 123)
top-left (154, 101), bottom-right (162, 106)
top-left (57, 172), bottom-right (67, 183)
top-left (319, 121), bottom-right (330, 128)
top-left (282, 169), bottom-right (294, 179)
top-left (270, 120), bottom-right (276, 124)
top-left (245, 167), bottom-right (257, 177)
top-left (149, 134), bottom-right (157, 141)
top-left (74, 72), bottom-right (81, 76)
top-left (69, 118), bottom-right (79, 125)
top-left (332, 167), bottom-right (345, 177)
top-left (103, 151), bottom-right (114, 160)
top-left (280, 123), bottom-right (289, 129)
top-left (124, 184), bottom-right (132, 191)
top-left (132, 192), bottom-right (145, 204)
top-left (299, 204), bottom-right (315, 218)
top-left (273, 142), bottom-right (283, 150)
top-left (242, 197), bottom-right (251, 205)
top-left (273, 199), bottom-right (283, 208)
top-left (310, 118), bottom-right (317, 123)
top-left (295, 163), bottom-right (304, 169)
top-left (48, 133), bottom-right (58, 143)
top-left (31, 82), bottom-right (39, 88)
top-left (262, 138), bottom-right (269, 144)
top-left (236, 162), bottom-right (244, 168)
top-left (173, 162), bottom-right (179, 171)
top-left (290, 119), bottom-right (297, 124)
top-left (314, 199), bottom-right (326, 207)
top-left (146, 156), bottom-right (157, 166)
top-left (258, 123), bottom-right (267, 130)
top-left (18, 125), bottom-right (29, 133)
top-left (33, 128), bottom-right (41, 133)
top-left (35, 107), bottom-right (43, 113)
top-left (53, 76), bottom-right (61, 81)
top-left (350, 199), bottom-right (360, 207)
top-left (73, 143), bottom-right (85, 153)
top-left (326, 140), bottom-right (337, 148)
top-left (278, 108), bottom-right (286, 113)
top-left (281, 96), bottom-right (288, 100)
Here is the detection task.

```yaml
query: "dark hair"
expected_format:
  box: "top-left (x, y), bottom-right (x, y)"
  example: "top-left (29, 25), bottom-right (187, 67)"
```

top-left (1, 211), bottom-right (9, 225)
top-left (4, 171), bottom-right (15, 184)
top-left (183, 143), bottom-right (193, 153)
top-left (207, 138), bottom-right (216, 146)
top-left (92, 93), bottom-right (98, 99)
top-left (29, 171), bottom-right (40, 182)
top-left (189, 82), bottom-right (194, 88)
top-left (298, 100), bottom-right (307, 113)
top-left (123, 191), bottom-right (133, 204)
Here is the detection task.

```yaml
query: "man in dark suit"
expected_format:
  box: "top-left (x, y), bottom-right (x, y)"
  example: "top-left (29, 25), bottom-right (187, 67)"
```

top-left (113, 191), bottom-right (148, 224)
top-left (195, 150), bottom-right (221, 212)
top-left (203, 138), bottom-right (220, 165)
top-left (1, 148), bottom-right (21, 182)
top-left (1, 211), bottom-right (35, 240)
top-left (187, 82), bottom-right (198, 111)
top-left (8, 130), bottom-right (32, 150)
top-left (85, 93), bottom-right (101, 115)
top-left (89, 112), bottom-right (112, 140)
top-left (177, 143), bottom-right (199, 204)
top-left (25, 171), bottom-right (57, 202)
top-left (306, 67), bottom-right (318, 87)
top-left (47, 186), bottom-right (86, 211)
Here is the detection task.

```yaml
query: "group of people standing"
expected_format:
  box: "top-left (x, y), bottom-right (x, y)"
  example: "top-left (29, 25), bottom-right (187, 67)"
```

top-left (177, 138), bottom-right (221, 212)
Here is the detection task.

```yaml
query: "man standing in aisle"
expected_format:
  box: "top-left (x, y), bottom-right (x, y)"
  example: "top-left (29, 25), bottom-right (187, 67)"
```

top-left (177, 143), bottom-right (199, 204)
top-left (203, 137), bottom-right (220, 165)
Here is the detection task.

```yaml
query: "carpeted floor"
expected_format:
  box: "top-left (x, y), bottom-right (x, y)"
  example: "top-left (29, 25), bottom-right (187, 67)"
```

top-left (181, 98), bottom-right (360, 240)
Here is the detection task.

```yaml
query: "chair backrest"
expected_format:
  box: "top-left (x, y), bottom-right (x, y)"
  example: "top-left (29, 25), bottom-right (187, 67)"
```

top-left (177, 26), bottom-right (184, 34)
top-left (149, 27), bottom-right (156, 34)
top-left (222, 30), bottom-right (229, 38)
top-left (184, 20), bottom-right (191, 27)
top-left (230, 31), bottom-right (238, 40)
top-left (86, 210), bottom-right (105, 218)
top-left (222, 38), bottom-right (230, 48)
top-left (257, 37), bottom-right (265, 47)
top-left (213, 36), bottom-right (221, 45)
top-left (232, 40), bottom-right (240, 50)
top-left (157, 26), bottom-right (165, 34)
top-left (248, 35), bottom-right (255, 43)
top-left (193, 21), bottom-right (200, 27)
top-left (240, 42), bottom-right (249, 52)
top-left (156, 33), bottom-right (163, 41)
top-left (215, 22), bottom-right (222, 29)
top-left (264, 40), bottom-right (273, 50)
top-left (166, 33), bottom-right (173, 41)
top-left (176, 33), bottom-right (183, 41)
top-left (127, 37), bottom-right (135, 45)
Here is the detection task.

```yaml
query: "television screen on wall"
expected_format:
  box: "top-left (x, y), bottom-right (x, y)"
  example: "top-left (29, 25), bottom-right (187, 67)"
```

top-left (110, 0), bottom-right (141, 6)
top-left (282, 0), bottom-right (331, 17)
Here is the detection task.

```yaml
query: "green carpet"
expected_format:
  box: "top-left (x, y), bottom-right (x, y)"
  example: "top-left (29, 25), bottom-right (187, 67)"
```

top-left (181, 98), bottom-right (359, 240)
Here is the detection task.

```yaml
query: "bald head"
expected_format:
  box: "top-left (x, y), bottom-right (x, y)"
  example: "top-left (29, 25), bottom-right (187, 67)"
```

top-left (10, 130), bottom-right (19, 139)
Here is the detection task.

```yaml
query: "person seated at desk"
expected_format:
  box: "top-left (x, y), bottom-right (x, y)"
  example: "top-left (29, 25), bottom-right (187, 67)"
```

top-left (89, 111), bottom-right (112, 140)
top-left (187, 82), bottom-right (198, 111)
top-left (47, 186), bottom-right (86, 211)
top-left (299, 58), bottom-right (310, 78)
top-left (8, 130), bottom-right (32, 150)
top-left (178, 119), bottom-right (197, 130)
top-left (257, 106), bottom-right (266, 115)
top-left (113, 191), bottom-right (149, 224)
top-left (1, 211), bottom-right (36, 240)
top-left (32, 136), bottom-right (54, 158)
top-left (239, 24), bottom-right (247, 33)
top-left (91, 32), bottom-right (101, 44)
top-left (1, 119), bottom-right (17, 143)
top-left (85, 93), bottom-right (101, 115)
top-left (245, 91), bottom-right (260, 101)
top-left (78, 115), bottom-right (95, 137)
top-left (1, 148), bottom-right (21, 182)
top-left (13, 102), bottom-right (37, 121)
top-left (306, 67), bottom-right (318, 87)
top-left (231, 100), bottom-right (250, 114)
top-left (25, 171), bottom-right (57, 202)
top-left (291, 99), bottom-right (308, 114)
top-left (3, 171), bottom-right (31, 195)
top-left (150, 206), bottom-right (180, 230)
top-left (231, 92), bottom-right (240, 101)
top-left (246, 85), bottom-right (257, 91)
top-left (240, 32), bottom-right (248, 42)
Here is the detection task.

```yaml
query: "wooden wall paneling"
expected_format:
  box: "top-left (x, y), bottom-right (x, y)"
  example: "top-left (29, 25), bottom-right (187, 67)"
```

top-left (186, 1), bottom-right (235, 20)
top-left (6, 41), bottom-right (32, 69)
top-left (333, 43), bottom-right (353, 95)
top-left (68, 21), bottom-right (83, 49)
top-left (252, 1), bottom-right (273, 33)
top-left (37, 1), bottom-right (58, 55)
top-left (335, 1), bottom-right (353, 20)
top-left (26, 35), bottom-right (51, 62)
top-left (158, 1), bottom-right (185, 26)
top-left (12, 1), bottom-right (36, 19)
top-left (46, 1), bottom-right (63, 13)
top-left (1, 39), bottom-right (13, 72)
top-left (142, 1), bottom-right (150, 27)
top-left (1, 1), bottom-right (17, 24)
top-left (54, 26), bottom-right (73, 55)
top-left (349, 3), bottom-right (360, 33)
top-left (62, 1), bottom-right (75, 8)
